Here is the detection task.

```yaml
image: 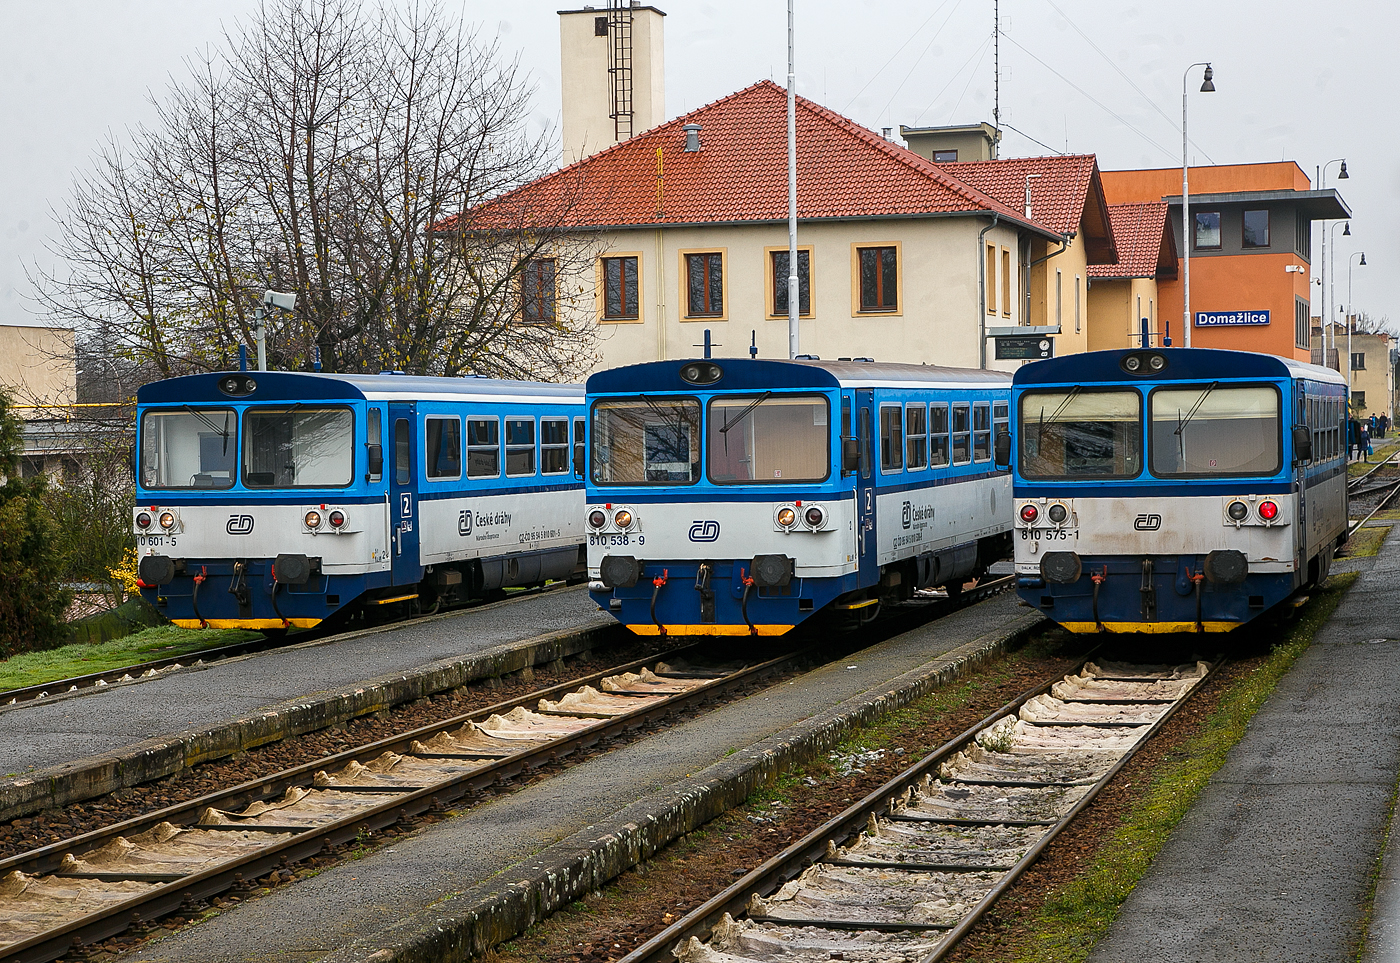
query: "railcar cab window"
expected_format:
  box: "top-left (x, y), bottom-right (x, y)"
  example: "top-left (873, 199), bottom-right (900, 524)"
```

top-left (466, 418), bottom-right (500, 478)
top-left (1150, 384), bottom-right (1281, 477)
top-left (425, 416), bottom-right (461, 479)
top-left (709, 394), bottom-right (829, 484)
top-left (140, 408), bottom-right (236, 489)
top-left (1019, 390), bottom-right (1142, 479)
top-left (592, 397), bottom-right (701, 485)
top-left (243, 407), bottom-right (353, 488)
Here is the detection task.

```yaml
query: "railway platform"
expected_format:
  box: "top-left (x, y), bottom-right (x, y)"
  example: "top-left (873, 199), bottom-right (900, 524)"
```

top-left (1090, 524), bottom-right (1400, 962)
top-left (0, 586), bottom-right (614, 821)
top-left (117, 592), bottom-right (1041, 962)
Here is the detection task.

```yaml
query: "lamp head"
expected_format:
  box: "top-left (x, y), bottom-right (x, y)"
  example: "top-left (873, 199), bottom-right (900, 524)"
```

top-left (1360, 253), bottom-right (1367, 266)
top-left (1338, 160), bottom-right (1349, 179)
top-left (1343, 223), bottom-right (1351, 236)
top-left (1200, 65), bottom-right (1215, 92)
top-left (263, 290), bottom-right (296, 312)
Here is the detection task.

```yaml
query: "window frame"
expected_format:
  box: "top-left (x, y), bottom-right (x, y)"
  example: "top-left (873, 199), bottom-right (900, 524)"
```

top-left (929, 403), bottom-right (951, 468)
top-left (985, 243), bottom-right (997, 315)
top-left (366, 407), bottom-right (383, 483)
top-left (951, 402), bottom-right (972, 466)
top-left (466, 415), bottom-right (501, 479)
top-left (973, 401), bottom-right (992, 462)
top-left (1001, 247), bottom-right (1012, 318)
top-left (1193, 210), bottom-right (1223, 251)
top-left (765, 245), bottom-right (815, 319)
top-left (905, 403), bottom-right (928, 471)
top-left (1146, 382), bottom-right (1283, 479)
top-left (424, 415), bottom-right (463, 481)
top-left (932, 149), bottom-right (958, 162)
top-left (540, 417), bottom-right (571, 475)
top-left (504, 417), bottom-right (538, 478)
top-left (573, 417), bottom-right (586, 477)
top-left (851, 242), bottom-right (902, 316)
top-left (705, 393), bottom-right (831, 486)
top-left (242, 404), bottom-right (356, 490)
top-left (1352, 352), bottom-right (1366, 371)
top-left (520, 256), bottom-right (557, 323)
top-left (1016, 388), bottom-right (1144, 481)
top-left (138, 406), bottom-right (239, 491)
top-left (590, 395), bottom-right (704, 488)
top-left (1242, 209), bottom-right (1270, 249)
top-left (679, 248), bottom-right (728, 321)
top-left (879, 404), bottom-right (903, 473)
top-left (598, 253), bottom-right (644, 323)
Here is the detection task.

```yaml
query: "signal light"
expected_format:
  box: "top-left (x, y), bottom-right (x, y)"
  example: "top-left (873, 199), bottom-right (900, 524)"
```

top-left (158, 511), bottom-right (176, 530)
top-left (304, 510), bottom-right (323, 529)
top-left (328, 510), bottom-right (346, 528)
top-left (1047, 504), bottom-right (1068, 524)
top-left (804, 506), bottom-right (825, 527)
top-left (588, 509), bottom-right (607, 529)
top-left (1019, 504), bottom-right (1039, 524)
top-left (614, 509), bottom-right (633, 529)
top-left (1258, 500), bottom-right (1279, 521)
top-left (776, 507), bottom-right (796, 527)
top-left (1227, 501), bottom-right (1249, 521)
top-left (136, 512), bottom-right (152, 529)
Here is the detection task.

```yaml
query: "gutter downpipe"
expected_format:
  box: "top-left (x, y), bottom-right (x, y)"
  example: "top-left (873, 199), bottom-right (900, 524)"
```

top-left (977, 215), bottom-right (999, 369)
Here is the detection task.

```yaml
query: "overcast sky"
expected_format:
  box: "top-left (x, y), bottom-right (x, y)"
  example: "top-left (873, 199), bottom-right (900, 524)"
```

top-left (2, 0), bottom-right (1396, 332)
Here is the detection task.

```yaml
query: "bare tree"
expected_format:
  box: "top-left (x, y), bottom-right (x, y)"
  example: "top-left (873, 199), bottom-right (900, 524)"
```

top-left (33, 0), bottom-right (599, 381)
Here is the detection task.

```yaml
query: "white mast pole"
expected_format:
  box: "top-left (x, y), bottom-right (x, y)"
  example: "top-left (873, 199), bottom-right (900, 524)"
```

top-left (787, 0), bottom-right (799, 359)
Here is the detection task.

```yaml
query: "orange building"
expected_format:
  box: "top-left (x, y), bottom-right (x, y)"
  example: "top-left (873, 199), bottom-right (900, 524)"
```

top-left (1100, 162), bottom-right (1350, 362)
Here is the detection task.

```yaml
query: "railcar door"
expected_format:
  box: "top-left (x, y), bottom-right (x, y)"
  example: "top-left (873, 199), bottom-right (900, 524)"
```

top-left (856, 389), bottom-right (878, 584)
top-left (389, 403), bottom-right (423, 586)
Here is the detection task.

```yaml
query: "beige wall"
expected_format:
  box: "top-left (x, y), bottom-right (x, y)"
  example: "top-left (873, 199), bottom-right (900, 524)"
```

top-left (563, 216), bottom-right (1027, 373)
top-left (0, 324), bottom-right (76, 413)
top-left (1348, 332), bottom-right (1394, 421)
top-left (560, 7), bottom-right (665, 164)
top-left (1028, 236), bottom-right (1091, 356)
top-left (1086, 277), bottom-right (1160, 351)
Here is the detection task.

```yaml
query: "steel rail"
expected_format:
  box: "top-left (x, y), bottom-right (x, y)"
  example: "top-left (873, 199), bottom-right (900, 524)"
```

top-left (1348, 480), bottom-right (1400, 537)
top-left (1348, 446), bottom-right (1400, 492)
top-left (618, 654), bottom-right (1223, 963)
top-left (0, 645), bottom-right (803, 963)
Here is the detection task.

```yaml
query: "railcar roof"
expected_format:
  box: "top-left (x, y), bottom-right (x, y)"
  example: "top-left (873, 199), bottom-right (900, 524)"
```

top-left (1011, 348), bottom-right (1347, 387)
top-left (587, 358), bottom-right (1011, 394)
top-left (137, 371), bottom-right (584, 405)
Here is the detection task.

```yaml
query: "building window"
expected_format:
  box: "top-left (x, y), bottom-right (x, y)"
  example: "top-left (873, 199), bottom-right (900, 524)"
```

top-left (856, 245), bottom-right (898, 312)
top-left (685, 252), bottom-right (724, 317)
top-left (933, 149), bottom-right (958, 162)
top-left (1296, 210), bottom-right (1312, 258)
top-left (1242, 209), bottom-right (1270, 248)
top-left (1055, 270), bottom-right (1063, 328)
top-left (1295, 298), bottom-right (1310, 350)
top-left (1001, 248), bottom-right (1012, 318)
top-left (521, 258), bottom-right (556, 323)
top-left (985, 244), bottom-right (997, 315)
top-left (601, 256), bottom-right (640, 320)
top-left (1354, 391), bottom-right (1367, 410)
top-left (770, 248), bottom-right (811, 317)
top-left (879, 405), bottom-right (903, 472)
top-left (1074, 276), bottom-right (1081, 334)
top-left (1194, 211), bottom-right (1222, 250)
top-left (1352, 352), bottom-right (1366, 371)
top-left (425, 416), bottom-right (461, 479)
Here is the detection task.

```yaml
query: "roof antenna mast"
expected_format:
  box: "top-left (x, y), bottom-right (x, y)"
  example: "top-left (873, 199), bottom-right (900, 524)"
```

top-left (787, 0), bottom-right (799, 359)
top-left (993, 0), bottom-right (1000, 132)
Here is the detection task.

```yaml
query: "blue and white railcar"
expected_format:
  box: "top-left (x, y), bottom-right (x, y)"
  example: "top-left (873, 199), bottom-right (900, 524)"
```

top-left (585, 358), bottom-right (1013, 636)
top-left (133, 371), bottom-right (585, 629)
top-left (1008, 348), bottom-right (1348, 632)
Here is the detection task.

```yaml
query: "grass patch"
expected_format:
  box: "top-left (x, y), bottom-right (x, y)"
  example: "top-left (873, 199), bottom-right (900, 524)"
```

top-left (1343, 524), bottom-right (1392, 559)
top-left (1013, 572), bottom-right (1358, 963)
top-left (0, 624), bottom-right (263, 691)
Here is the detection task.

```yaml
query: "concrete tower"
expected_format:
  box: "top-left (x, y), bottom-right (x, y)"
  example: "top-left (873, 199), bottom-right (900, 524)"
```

top-left (559, 4), bottom-right (665, 164)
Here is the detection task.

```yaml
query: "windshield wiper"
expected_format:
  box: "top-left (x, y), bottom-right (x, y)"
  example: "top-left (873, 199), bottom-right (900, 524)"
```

top-left (184, 405), bottom-right (231, 455)
top-left (1174, 381), bottom-right (1219, 456)
top-left (1037, 385), bottom-right (1082, 446)
top-left (719, 391), bottom-right (773, 434)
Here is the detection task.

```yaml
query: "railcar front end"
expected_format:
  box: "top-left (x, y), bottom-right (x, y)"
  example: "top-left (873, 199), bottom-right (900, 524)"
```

top-left (586, 358), bottom-right (1012, 637)
top-left (134, 371), bottom-right (584, 630)
top-left (1009, 348), bottom-right (1348, 633)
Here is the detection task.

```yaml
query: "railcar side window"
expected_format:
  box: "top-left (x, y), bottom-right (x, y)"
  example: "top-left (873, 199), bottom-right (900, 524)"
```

top-left (425, 417), bottom-right (461, 479)
top-left (1149, 385), bottom-right (1281, 477)
top-left (1018, 390), bottom-right (1142, 479)
top-left (708, 394), bottom-right (829, 484)
top-left (140, 408), bottom-right (237, 489)
top-left (993, 401), bottom-right (1009, 442)
top-left (394, 419), bottom-right (410, 485)
top-left (879, 405), bottom-right (903, 472)
top-left (541, 418), bottom-right (570, 474)
top-left (951, 404), bottom-right (971, 466)
top-left (506, 419), bottom-right (536, 476)
top-left (906, 404), bottom-right (927, 470)
top-left (244, 407), bottom-right (354, 488)
top-left (367, 408), bottom-right (382, 482)
top-left (930, 404), bottom-right (950, 468)
top-left (973, 402), bottom-right (992, 462)
top-left (592, 398), bottom-right (701, 485)
top-left (467, 418), bottom-right (500, 478)
top-left (573, 418), bottom-right (586, 475)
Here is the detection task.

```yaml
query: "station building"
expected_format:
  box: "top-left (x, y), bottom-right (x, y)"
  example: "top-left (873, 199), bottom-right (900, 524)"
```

top-left (1100, 163), bottom-right (1351, 362)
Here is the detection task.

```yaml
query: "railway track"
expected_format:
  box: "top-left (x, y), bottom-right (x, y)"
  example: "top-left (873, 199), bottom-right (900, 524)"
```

top-left (0, 576), bottom-right (1014, 963)
top-left (619, 657), bottom-right (1220, 963)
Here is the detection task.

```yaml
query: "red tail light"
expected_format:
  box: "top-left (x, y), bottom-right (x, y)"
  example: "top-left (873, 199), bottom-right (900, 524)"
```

top-left (1019, 504), bottom-right (1039, 523)
top-left (1258, 500), bottom-right (1279, 520)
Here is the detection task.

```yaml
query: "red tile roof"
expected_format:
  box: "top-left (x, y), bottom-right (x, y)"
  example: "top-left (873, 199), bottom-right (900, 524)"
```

top-left (1087, 202), bottom-right (1177, 279)
top-left (444, 81), bottom-right (1058, 234)
top-left (935, 154), bottom-right (1118, 264)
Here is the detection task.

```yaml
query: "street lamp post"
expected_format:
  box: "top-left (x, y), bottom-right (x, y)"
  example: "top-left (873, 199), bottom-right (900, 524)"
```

top-left (1318, 158), bottom-right (1348, 365)
top-left (1182, 62), bottom-right (1215, 347)
top-left (1347, 251), bottom-right (1367, 394)
top-left (1328, 221), bottom-right (1351, 369)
